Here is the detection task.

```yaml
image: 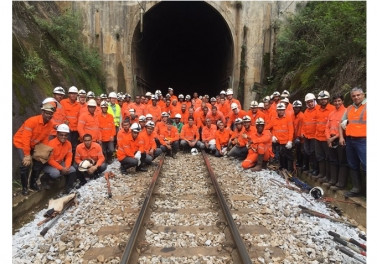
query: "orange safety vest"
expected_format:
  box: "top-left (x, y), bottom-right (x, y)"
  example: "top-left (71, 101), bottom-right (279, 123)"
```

top-left (47, 137), bottom-right (73, 170)
top-left (345, 102), bottom-right (366, 137)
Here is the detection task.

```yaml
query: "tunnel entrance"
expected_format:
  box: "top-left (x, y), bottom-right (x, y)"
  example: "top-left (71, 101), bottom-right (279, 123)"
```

top-left (131, 1), bottom-right (234, 97)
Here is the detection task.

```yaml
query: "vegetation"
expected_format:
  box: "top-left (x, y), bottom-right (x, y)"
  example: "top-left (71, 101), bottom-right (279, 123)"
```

top-left (267, 1), bottom-right (366, 101)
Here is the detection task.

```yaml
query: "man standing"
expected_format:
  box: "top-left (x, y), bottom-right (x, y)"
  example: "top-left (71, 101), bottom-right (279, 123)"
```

top-left (13, 102), bottom-right (56, 195)
top-left (107, 92), bottom-right (121, 146)
top-left (60, 86), bottom-right (81, 156)
top-left (324, 94), bottom-right (348, 190)
top-left (339, 87), bottom-right (366, 197)
top-left (50, 86), bottom-right (67, 139)
top-left (78, 99), bottom-right (101, 143)
top-left (44, 124), bottom-right (76, 194)
top-left (98, 101), bottom-right (116, 164)
top-left (75, 133), bottom-right (107, 187)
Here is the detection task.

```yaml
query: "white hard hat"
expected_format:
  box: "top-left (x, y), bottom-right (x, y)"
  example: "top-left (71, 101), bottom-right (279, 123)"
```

top-left (168, 87), bottom-right (173, 91)
top-left (280, 98), bottom-right (289, 104)
top-left (210, 97), bottom-right (216, 102)
top-left (146, 121), bottom-right (155, 127)
top-left (151, 95), bottom-right (157, 100)
top-left (108, 92), bottom-right (117, 98)
top-left (53, 86), bottom-right (65, 95)
top-left (272, 91), bottom-right (280, 97)
top-left (78, 89), bottom-right (86, 95)
top-left (281, 90), bottom-right (290, 98)
top-left (185, 95), bottom-right (191, 99)
top-left (262, 96), bottom-right (270, 103)
top-left (305, 93), bottom-right (316, 101)
top-left (57, 124), bottom-right (70, 133)
top-left (68, 86), bottom-right (78, 93)
top-left (276, 103), bottom-right (286, 110)
top-left (234, 118), bottom-right (243, 124)
top-left (258, 102), bottom-right (265, 108)
top-left (292, 100), bottom-right (302, 107)
top-left (161, 112), bottom-right (169, 117)
top-left (231, 103), bottom-right (238, 110)
top-left (145, 92), bottom-right (152, 97)
top-left (155, 90), bottom-right (162, 95)
top-left (87, 99), bottom-right (97, 107)
top-left (178, 94), bottom-right (184, 99)
top-left (130, 123), bottom-right (141, 132)
top-left (250, 101), bottom-right (258, 108)
top-left (317, 90), bottom-right (330, 99)
top-left (100, 101), bottom-right (108, 107)
top-left (146, 113), bottom-right (153, 119)
top-left (242, 115), bottom-right (251, 122)
top-left (175, 113), bottom-right (181, 119)
top-left (139, 115), bottom-right (146, 121)
top-left (226, 88), bottom-right (233, 95)
top-left (42, 97), bottom-right (57, 105)
top-left (78, 159), bottom-right (94, 172)
top-left (255, 117), bottom-right (265, 125)
top-left (129, 108), bottom-right (135, 113)
top-left (87, 91), bottom-right (95, 98)
top-left (41, 103), bottom-right (56, 113)
top-left (100, 93), bottom-right (107, 99)
top-left (191, 148), bottom-right (199, 155)
top-left (309, 187), bottom-right (324, 199)
top-left (220, 90), bottom-right (226, 95)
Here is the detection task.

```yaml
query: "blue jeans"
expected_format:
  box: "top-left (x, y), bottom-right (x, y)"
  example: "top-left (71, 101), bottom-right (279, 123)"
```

top-left (345, 137), bottom-right (366, 171)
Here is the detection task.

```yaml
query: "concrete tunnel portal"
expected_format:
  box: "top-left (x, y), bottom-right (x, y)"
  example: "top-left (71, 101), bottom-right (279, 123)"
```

top-left (131, 1), bottom-right (234, 98)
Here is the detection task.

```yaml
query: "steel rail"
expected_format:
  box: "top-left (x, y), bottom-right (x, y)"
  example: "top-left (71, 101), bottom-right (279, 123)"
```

top-left (201, 150), bottom-right (253, 264)
top-left (120, 153), bottom-right (165, 264)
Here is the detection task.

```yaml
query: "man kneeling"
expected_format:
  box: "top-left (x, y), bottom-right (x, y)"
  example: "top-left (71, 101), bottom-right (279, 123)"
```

top-left (242, 118), bottom-right (274, 171)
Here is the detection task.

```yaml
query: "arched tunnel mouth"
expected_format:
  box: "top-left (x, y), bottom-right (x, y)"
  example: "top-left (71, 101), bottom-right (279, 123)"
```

top-left (132, 1), bottom-right (234, 97)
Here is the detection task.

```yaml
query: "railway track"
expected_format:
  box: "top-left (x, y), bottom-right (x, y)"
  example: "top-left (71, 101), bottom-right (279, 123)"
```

top-left (120, 151), bottom-right (252, 264)
top-left (13, 151), bottom-right (365, 264)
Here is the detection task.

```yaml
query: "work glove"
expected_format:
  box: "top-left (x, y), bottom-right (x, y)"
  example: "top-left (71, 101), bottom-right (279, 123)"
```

top-left (341, 119), bottom-right (348, 130)
top-left (134, 151), bottom-right (141, 165)
top-left (272, 136), bottom-right (278, 143)
top-left (285, 141), bottom-right (293, 149)
top-left (22, 155), bottom-right (32, 166)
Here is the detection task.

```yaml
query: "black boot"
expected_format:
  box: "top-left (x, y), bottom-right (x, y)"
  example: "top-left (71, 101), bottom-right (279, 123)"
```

top-left (313, 161), bottom-right (325, 179)
top-left (20, 167), bottom-right (29, 196)
top-left (136, 164), bottom-right (148, 172)
top-left (76, 171), bottom-right (87, 189)
top-left (29, 170), bottom-right (40, 191)
top-left (319, 161), bottom-right (330, 183)
top-left (331, 166), bottom-right (348, 191)
top-left (344, 169), bottom-right (361, 197)
top-left (64, 172), bottom-right (77, 194)
top-left (324, 164), bottom-right (338, 187)
top-left (40, 173), bottom-right (51, 190)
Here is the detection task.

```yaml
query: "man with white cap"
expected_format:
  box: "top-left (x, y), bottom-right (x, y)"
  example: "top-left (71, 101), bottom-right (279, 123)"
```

top-left (247, 101), bottom-right (266, 126)
top-left (139, 121), bottom-right (163, 165)
top-left (44, 124), bottom-right (77, 194)
top-left (98, 101), bottom-right (116, 164)
top-left (78, 99), bottom-right (101, 143)
top-left (173, 113), bottom-right (184, 133)
top-left (225, 88), bottom-right (241, 110)
top-left (146, 95), bottom-right (162, 122)
top-left (50, 86), bottom-right (67, 139)
top-left (227, 102), bottom-right (247, 130)
top-left (61, 86), bottom-right (81, 156)
top-left (13, 101), bottom-right (56, 195)
top-left (265, 102), bottom-right (294, 172)
top-left (107, 92), bottom-right (121, 147)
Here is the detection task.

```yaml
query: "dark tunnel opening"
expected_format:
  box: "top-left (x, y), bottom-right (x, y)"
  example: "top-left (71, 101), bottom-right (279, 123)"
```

top-left (132, 1), bottom-right (234, 97)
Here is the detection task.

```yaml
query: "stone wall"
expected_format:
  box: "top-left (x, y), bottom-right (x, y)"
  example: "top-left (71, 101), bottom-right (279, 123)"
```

top-left (62, 1), bottom-right (299, 107)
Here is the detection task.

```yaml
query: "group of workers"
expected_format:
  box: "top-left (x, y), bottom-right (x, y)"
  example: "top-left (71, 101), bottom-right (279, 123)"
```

top-left (13, 85), bottom-right (366, 198)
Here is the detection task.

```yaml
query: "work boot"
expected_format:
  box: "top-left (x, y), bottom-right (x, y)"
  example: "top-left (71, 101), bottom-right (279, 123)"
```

top-left (29, 170), bottom-right (40, 191)
top-left (344, 169), bottom-right (361, 197)
top-left (20, 168), bottom-right (29, 196)
top-left (106, 152), bottom-right (113, 164)
top-left (136, 165), bottom-right (148, 172)
top-left (324, 164), bottom-right (338, 187)
top-left (40, 173), bottom-right (51, 190)
top-left (313, 161), bottom-right (325, 179)
top-left (262, 161), bottom-right (268, 169)
top-left (330, 166), bottom-right (348, 191)
top-left (250, 154), bottom-right (264, 172)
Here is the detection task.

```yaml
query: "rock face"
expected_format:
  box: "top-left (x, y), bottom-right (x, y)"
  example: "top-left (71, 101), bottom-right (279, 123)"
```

top-left (68, 1), bottom-right (298, 106)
